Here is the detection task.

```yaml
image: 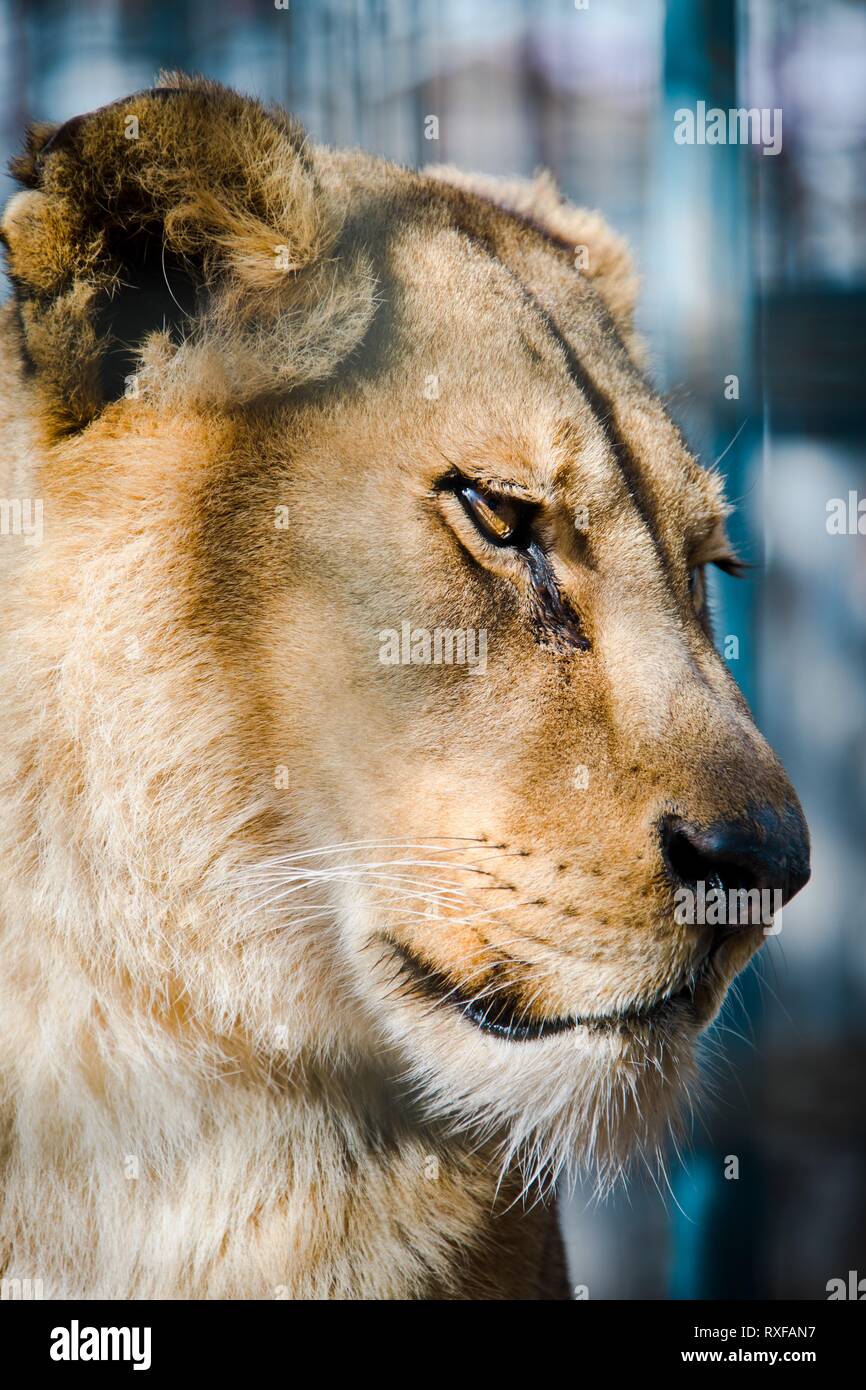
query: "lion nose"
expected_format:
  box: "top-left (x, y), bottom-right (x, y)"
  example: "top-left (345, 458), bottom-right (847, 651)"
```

top-left (660, 807), bottom-right (811, 922)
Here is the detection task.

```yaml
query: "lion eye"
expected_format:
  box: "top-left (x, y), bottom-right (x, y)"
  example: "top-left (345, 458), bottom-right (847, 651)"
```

top-left (457, 483), bottom-right (531, 547)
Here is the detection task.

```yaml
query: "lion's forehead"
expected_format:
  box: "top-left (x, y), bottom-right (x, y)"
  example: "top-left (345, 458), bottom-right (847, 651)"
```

top-left (379, 210), bottom-right (722, 550)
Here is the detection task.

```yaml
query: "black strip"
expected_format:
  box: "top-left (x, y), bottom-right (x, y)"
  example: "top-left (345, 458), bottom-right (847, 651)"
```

top-left (454, 223), bottom-right (674, 585)
top-left (520, 291), bottom-right (674, 584)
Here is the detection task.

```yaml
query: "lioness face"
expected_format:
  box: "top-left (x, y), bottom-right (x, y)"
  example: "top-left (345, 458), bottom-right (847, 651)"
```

top-left (1, 79), bottom-right (810, 1188)
top-left (253, 196), bottom-right (809, 1181)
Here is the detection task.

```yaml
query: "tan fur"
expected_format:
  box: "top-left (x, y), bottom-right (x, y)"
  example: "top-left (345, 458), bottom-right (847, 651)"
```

top-left (426, 164), bottom-right (640, 345)
top-left (0, 76), bottom-right (806, 1299)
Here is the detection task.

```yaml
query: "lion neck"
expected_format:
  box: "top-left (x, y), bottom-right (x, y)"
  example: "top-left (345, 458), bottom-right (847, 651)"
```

top-left (0, 930), bottom-right (558, 1296)
top-left (0, 837), bottom-right (561, 1298)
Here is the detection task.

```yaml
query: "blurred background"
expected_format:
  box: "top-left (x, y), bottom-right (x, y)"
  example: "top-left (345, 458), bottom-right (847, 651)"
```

top-left (1, 0), bottom-right (863, 1300)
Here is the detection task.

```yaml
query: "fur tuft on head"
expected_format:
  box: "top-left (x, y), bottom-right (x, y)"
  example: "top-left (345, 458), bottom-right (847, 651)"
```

top-left (2, 73), bottom-right (377, 427)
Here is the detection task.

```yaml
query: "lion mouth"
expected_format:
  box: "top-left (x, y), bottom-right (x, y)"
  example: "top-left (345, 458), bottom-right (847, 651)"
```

top-left (390, 940), bottom-right (717, 1043)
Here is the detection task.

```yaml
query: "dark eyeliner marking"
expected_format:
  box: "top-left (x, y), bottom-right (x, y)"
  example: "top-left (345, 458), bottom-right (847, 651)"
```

top-left (525, 540), bottom-right (590, 653)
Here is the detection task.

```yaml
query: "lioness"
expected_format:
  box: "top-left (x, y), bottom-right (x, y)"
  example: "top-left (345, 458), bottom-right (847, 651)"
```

top-left (0, 74), bottom-right (809, 1300)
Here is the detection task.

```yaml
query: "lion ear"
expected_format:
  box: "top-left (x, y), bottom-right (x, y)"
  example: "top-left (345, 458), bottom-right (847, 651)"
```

top-left (1, 73), bottom-right (375, 431)
top-left (426, 165), bottom-right (638, 337)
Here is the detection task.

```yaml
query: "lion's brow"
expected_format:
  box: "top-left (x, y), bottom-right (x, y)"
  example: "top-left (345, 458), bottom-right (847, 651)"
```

top-left (455, 224), bottom-right (674, 583)
top-left (517, 290), bottom-right (674, 585)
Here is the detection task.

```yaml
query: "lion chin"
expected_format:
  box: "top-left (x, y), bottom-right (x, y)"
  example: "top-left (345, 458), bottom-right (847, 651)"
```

top-left (0, 74), bottom-right (809, 1299)
top-left (347, 905), bottom-right (760, 1201)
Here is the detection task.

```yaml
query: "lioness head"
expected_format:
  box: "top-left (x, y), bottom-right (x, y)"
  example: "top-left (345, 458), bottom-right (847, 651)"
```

top-left (1, 75), bottom-right (809, 1192)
